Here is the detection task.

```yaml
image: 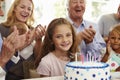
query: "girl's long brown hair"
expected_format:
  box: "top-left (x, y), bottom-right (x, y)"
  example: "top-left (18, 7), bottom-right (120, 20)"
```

top-left (35, 18), bottom-right (79, 67)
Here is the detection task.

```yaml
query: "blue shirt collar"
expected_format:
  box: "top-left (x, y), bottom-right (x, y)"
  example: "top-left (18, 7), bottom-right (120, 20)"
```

top-left (67, 16), bottom-right (85, 28)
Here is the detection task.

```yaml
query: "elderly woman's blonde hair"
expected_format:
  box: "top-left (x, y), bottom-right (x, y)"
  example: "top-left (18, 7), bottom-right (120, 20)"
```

top-left (2, 0), bottom-right (34, 27)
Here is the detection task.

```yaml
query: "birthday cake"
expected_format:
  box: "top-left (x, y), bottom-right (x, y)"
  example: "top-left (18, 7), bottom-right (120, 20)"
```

top-left (64, 61), bottom-right (111, 80)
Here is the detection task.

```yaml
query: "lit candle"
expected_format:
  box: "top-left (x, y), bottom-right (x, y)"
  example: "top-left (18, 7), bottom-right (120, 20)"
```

top-left (98, 55), bottom-right (101, 62)
top-left (75, 53), bottom-right (77, 62)
top-left (87, 53), bottom-right (88, 62)
top-left (91, 56), bottom-right (94, 62)
top-left (89, 53), bottom-right (91, 62)
top-left (94, 53), bottom-right (96, 62)
top-left (81, 54), bottom-right (84, 64)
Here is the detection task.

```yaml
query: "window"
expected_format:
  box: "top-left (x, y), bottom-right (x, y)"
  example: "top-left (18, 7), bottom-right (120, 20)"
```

top-left (3, 0), bottom-right (120, 25)
top-left (33, 0), bottom-right (120, 26)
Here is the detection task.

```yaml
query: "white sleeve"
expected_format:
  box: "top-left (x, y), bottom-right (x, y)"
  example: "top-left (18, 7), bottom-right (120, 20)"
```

top-left (10, 55), bottom-right (20, 64)
top-left (0, 67), bottom-right (6, 80)
top-left (19, 41), bottom-right (35, 59)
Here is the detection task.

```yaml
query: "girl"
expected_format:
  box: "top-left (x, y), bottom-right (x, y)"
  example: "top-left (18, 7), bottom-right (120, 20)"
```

top-left (36, 18), bottom-right (79, 77)
top-left (101, 24), bottom-right (120, 72)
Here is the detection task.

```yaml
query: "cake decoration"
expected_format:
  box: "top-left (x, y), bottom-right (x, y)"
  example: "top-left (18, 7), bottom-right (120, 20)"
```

top-left (64, 53), bottom-right (111, 80)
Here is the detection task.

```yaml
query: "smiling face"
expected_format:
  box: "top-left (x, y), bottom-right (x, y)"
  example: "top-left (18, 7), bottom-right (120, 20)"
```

top-left (52, 24), bottom-right (73, 53)
top-left (109, 31), bottom-right (120, 52)
top-left (67, 0), bottom-right (86, 20)
top-left (14, 0), bottom-right (33, 23)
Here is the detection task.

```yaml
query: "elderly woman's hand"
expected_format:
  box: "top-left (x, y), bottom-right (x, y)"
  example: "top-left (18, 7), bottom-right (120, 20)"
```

top-left (25, 24), bottom-right (46, 43)
top-left (15, 24), bottom-right (46, 51)
top-left (35, 24), bottom-right (46, 40)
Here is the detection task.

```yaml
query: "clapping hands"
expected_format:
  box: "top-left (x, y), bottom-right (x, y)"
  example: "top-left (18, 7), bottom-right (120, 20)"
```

top-left (0, 26), bottom-right (18, 67)
top-left (78, 25), bottom-right (96, 44)
top-left (15, 24), bottom-right (46, 50)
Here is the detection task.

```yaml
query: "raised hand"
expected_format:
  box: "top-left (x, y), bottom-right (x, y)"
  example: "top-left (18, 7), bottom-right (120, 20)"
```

top-left (81, 25), bottom-right (96, 44)
top-left (35, 24), bottom-right (46, 40)
top-left (101, 40), bottom-right (111, 62)
top-left (0, 26), bottom-right (18, 67)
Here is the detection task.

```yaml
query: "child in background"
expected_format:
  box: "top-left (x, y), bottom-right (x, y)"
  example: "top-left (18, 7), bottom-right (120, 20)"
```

top-left (10, 22), bottom-right (30, 51)
top-left (101, 24), bottom-right (120, 72)
top-left (10, 22), bottom-right (29, 35)
top-left (10, 22), bottom-right (35, 58)
top-left (35, 18), bottom-right (79, 77)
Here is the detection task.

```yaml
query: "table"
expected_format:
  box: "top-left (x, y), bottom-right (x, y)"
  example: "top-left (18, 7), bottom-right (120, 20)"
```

top-left (22, 76), bottom-right (119, 80)
top-left (22, 72), bottom-right (120, 80)
top-left (22, 76), bottom-right (63, 80)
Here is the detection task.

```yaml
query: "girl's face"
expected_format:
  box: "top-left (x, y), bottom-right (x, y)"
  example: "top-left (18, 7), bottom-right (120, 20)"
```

top-left (52, 24), bottom-right (73, 53)
top-left (14, 0), bottom-right (33, 23)
top-left (109, 31), bottom-right (120, 51)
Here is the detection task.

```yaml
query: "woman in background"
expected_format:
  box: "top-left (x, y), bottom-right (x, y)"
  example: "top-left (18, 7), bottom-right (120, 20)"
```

top-left (98, 4), bottom-right (120, 42)
top-left (0, 0), bottom-right (45, 79)
top-left (0, 26), bottom-right (28, 80)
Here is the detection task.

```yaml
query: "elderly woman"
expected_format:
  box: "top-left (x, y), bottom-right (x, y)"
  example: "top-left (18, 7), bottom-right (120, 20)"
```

top-left (0, 0), bottom-right (46, 79)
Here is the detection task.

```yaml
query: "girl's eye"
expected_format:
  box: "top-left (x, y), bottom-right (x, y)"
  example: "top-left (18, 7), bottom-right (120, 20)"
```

top-left (20, 6), bottom-right (32, 12)
top-left (20, 6), bottom-right (24, 9)
top-left (19, 5), bottom-right (25, 8)
top-left (56, 35), bottom-right (62, 38)
top-left (28, 7), bottom-right (32, 11)
top-left (111, 37), bottom-right (115, 39)
top-left (118, 38), bottom-right (120, 40)
top-left (66, 33), bottom-right (72, 37)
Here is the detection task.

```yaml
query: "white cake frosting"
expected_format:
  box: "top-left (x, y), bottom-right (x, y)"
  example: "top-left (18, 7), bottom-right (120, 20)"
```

top-left (64, 61), bottom-right (111, 80)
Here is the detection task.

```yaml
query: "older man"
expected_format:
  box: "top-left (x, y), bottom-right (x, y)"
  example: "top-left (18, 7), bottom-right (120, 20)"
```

top-left (66, 0), bottom-right (106, 60)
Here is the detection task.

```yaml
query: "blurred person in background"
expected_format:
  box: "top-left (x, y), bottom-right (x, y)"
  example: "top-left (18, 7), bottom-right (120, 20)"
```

top-left (0, 0), bottom-right (45, 79)
top-left (98, 4), bottom-right (120, 42)
top-left (0, 26), bottom-right (29, 80)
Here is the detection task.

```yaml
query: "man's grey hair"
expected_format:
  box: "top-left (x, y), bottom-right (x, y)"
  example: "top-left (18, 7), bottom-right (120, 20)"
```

top-left (66, 0), bottom-right (86, 8)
